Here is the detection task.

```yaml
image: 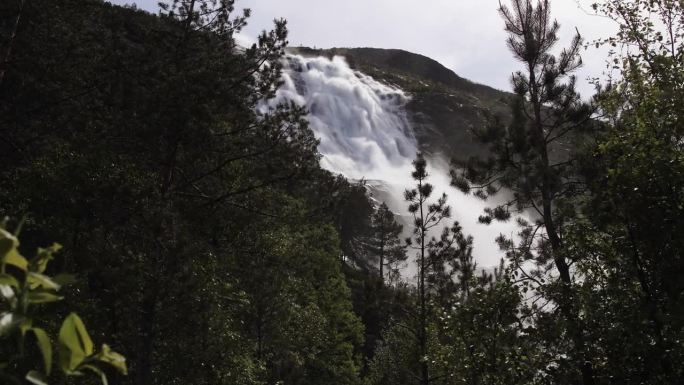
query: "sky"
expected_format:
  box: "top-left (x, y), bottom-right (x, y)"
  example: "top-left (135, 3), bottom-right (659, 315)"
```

top-left (111, 0), bottom-right (618, 96)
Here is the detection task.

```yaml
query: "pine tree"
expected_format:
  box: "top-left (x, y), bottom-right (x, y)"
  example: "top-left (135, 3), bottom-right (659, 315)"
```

top-left (405, 154), bottom-right (448, 385)
top-left (368, 202), bottom-right (406, 283)
top-left (450, 1), bottom-right (595, 384)
top-left (404, 153), bottom-right (473, 385)
top-left (451, 222), bottom-right (476, 298)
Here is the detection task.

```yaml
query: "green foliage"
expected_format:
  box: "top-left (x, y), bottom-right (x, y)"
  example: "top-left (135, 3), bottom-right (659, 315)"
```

top-left (451, 2), bottom-right (598, 383)
top-left (0, 225), bottom-right (126, 385)
top-left (443, 1), bottom-right (684, 385)
top-left (364, 202), bottom-right (406, 283)
top-left (3, 0), bottom-right (684, 385)
top-left (434, 272), bottom-right (540, 385)
top-left (364, 323), bottom-right (419, 385)
top-left (0, 0), bottom-right (362, 384)
top-left (365, 154), bottom-right (481, 385)
top-left (234, 220), bottom-right (364, 385)
top-left (568, 2), bottom-right (684, 383)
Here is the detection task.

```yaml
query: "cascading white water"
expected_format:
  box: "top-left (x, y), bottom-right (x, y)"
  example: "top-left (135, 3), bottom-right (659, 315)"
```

top-left (276, 54), bottom-right (518, 268)
top-left (276, 55), bottom-right (417, 182)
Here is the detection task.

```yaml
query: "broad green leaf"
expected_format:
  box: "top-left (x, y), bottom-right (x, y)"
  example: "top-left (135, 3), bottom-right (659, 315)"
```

top-left (30, 327), bottom-right (53, 375)
top-left (72, 314), bottom-right (94, 355)
top-left (28, 291), bottom-right (63, 304)
top-left (27, 273), bottom-right (61, 291)
top-left (95, 344), bottom-right (127, 375)
top-left (30, 244), bottom-right (61, 274)
top-left (0, 239), bottom-right (16, 260)
top-left (0, 273), bottom-right (19, 288)
top-left (4, 248), bottom-right (27, 272)
top-left (80, 364), bottom-right (108, 385)
top-left (25, 370), bottom-right (48, 385)
top-left (59, 313), bottom-right (94, 372)
top-left (0, 228), bottom-right (18, 257)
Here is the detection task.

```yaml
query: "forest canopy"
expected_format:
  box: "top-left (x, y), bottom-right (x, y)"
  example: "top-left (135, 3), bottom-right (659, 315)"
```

top-left (0, 1), bottom-right (682, 385)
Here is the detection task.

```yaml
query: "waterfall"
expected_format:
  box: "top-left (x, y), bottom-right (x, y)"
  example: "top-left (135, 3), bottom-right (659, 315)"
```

top-left (275, 54), bottom-right (517, 268)
top-left (276, 55), bottom-right (417, 182)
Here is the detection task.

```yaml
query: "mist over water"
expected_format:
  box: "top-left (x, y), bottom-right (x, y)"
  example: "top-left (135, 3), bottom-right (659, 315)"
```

top-left (277, 54), bottom-right (518, 267)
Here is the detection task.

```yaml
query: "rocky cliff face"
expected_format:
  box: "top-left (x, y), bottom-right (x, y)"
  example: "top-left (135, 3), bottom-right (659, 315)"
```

top-left (287, 47), bottom-right (514, 162)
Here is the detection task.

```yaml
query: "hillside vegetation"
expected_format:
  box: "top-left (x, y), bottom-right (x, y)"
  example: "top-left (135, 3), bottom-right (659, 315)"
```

top-left (1, 1), bottom-right (683, 385)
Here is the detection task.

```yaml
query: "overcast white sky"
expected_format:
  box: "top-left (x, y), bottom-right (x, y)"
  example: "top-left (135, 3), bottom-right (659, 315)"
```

top-left (112, 0), bottom-right (618, 96)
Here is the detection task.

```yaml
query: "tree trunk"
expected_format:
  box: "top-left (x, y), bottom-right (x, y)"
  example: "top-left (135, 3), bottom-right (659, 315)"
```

top-left (530, 66), bottom-right (595, 385)
top-left (379, 229), bottom-right (385, 281)
top-left (418, 178), bottom-right (429, 385)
